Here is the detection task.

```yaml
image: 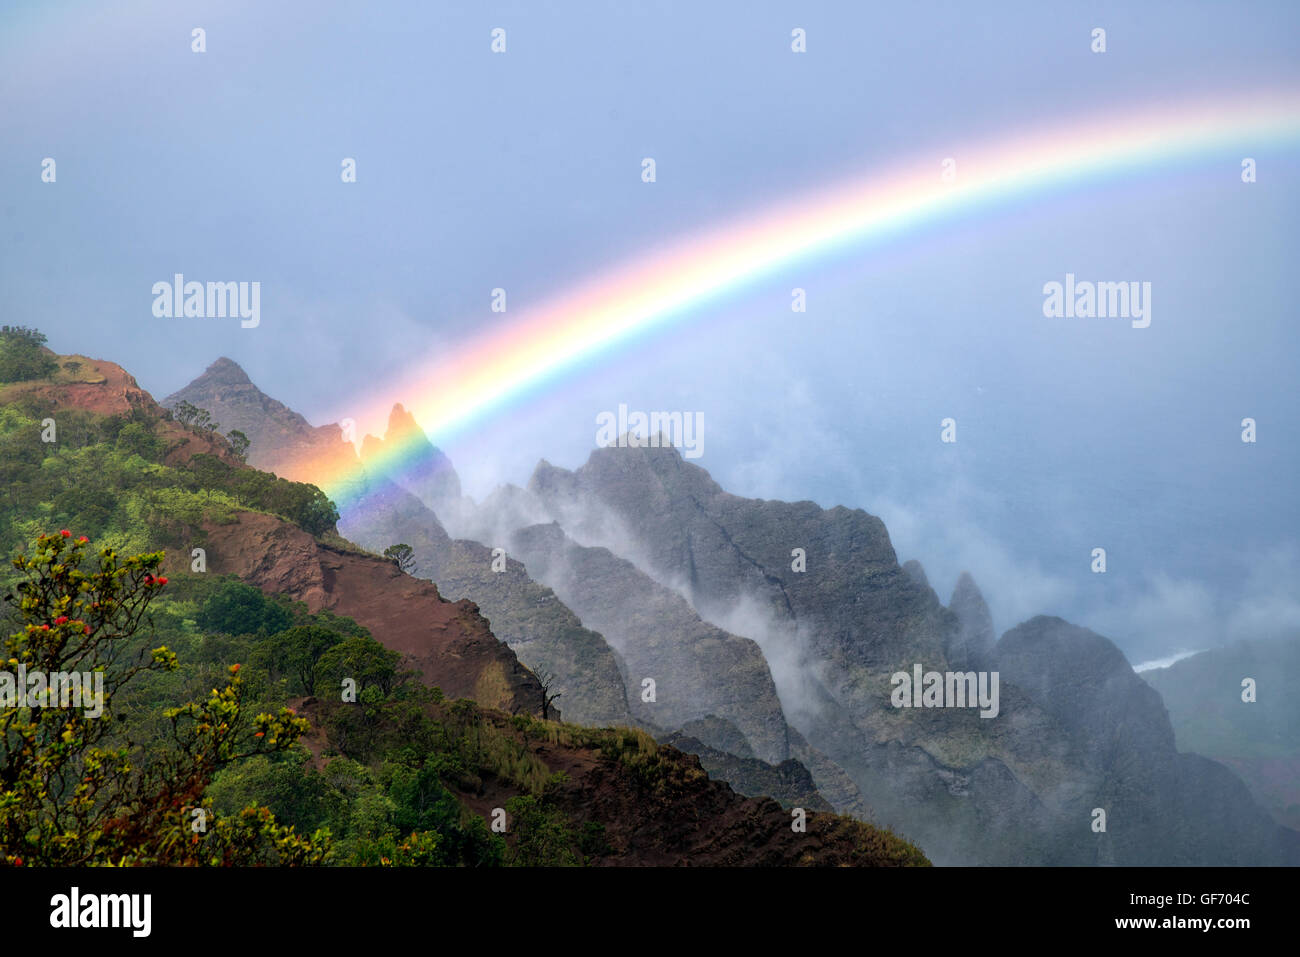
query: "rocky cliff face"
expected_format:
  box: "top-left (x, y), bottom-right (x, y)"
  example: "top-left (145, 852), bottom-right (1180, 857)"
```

top-left (992, 617), bottom-right (1298, 864)
top-left (195, 509), bottom-right (545, 716)
top-left (358, 402), bottom-right (462, 514)
top-left (413, 534), bottom-right (633, 729)
top-left (159, 362), bottom-right (1298, 865)
top-left (161, 366), bottom-right (633, 728)
top-left (508, 520), bottom-right (793, 765)
top-left (337, 413), bottom-right (632, 729)
top-left (520, 442), bottom-right (1299, 865)
top-left (1143, 638), bottom-right (1300, 831)
top-left (162, 357), bottom-right (354, 476)
top-left (527, 444), bottom-right (955, 724)
top-left (948, 571), bottom-right (996, 669)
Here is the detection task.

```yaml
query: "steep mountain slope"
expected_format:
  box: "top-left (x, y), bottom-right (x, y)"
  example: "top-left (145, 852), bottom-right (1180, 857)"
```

top-left (291, 697), bottom-right (927, 866)
top-left (1143, 638), bottom-right (1300, 829)
top-left (358, 402), bottom-right (461, 515)
top-left (527, 444), bottom-right (955, 724)
top-left (154, 361), bottom-right (1298, 865)
top-left (522, 442), bottom-right (1299, 865)
top-left (162, 357), bottom-right (354, 478)
top-left (662, 716), bottom-right (834, 812)
top-left (508, 520), bottom-right (792, 764)
top-left (948, 571), bottom-right (996, 669)
top-left (339, 487), bottom-right (635, 728)
top-left (2, 353), bottom-right (244, 469)
top-left (196, 509), bottom-right (545, 715)
top-left (0, 344), bottom-right (938, 867)
top-left (162, 363), bottom-right (633, 727)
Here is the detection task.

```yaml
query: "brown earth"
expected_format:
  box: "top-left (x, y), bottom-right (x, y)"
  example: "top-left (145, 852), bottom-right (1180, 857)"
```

top-left (293, 697), bottom-right (929, 867)
top-left (197, 510), bottom-right (545, 715)
top-left (8, 352), bottom-right (543, 716)
top-left (0, 353), bottom-right (243, 469)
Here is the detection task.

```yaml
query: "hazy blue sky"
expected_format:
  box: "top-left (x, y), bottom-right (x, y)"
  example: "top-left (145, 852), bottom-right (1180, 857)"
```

top-left (3, 0), bottom-right (1299, 662)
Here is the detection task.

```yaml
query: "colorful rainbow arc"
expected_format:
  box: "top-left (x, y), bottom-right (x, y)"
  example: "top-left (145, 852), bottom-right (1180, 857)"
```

top-left (294, 92), bottom-right (1300, 510)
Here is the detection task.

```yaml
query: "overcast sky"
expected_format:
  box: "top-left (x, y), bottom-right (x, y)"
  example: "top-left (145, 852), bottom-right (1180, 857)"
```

top-left (3, 0), bottom-right (1299, 662)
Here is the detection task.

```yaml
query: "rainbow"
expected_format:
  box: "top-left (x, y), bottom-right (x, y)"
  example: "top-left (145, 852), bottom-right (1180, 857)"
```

top-left (290, 92), bottom-right (1300, 511)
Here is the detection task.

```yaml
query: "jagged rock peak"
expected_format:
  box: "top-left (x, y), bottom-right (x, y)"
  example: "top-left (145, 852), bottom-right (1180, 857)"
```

top-left (947, 571), bottom-right (995, 668)
top-left (197, 356), bottom-right (253, 385)
top-left (902, 559), bottom-right (930, 590)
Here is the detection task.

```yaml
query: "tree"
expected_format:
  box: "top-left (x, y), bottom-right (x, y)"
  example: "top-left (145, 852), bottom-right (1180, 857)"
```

top-left (318, 635), bottom-right (403, 697)
top-left (195, 579), bottom-right (294, 637)
top-left (0, 531), bottom-right (330, 865)
top-left (502, 794), bottom-right (577, 866)
top-left (115, 421), bottom-right (163, 460)
top-left (383, 543), bottom-right (416, 575)
top-left (227, 429), bottom-right (250, 462)
top-left (0, 325), bottom-right (57, 383)
top-left (534, 668), bottom-right (563, 721)
top-left (265, 624), bottom-right (343, 696)
top-left (171, 400), bottom-right (219, 433)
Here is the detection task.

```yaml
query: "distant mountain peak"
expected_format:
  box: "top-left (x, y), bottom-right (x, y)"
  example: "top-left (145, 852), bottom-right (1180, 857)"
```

top-left (201, 356), bottom-right (253, 385)
top-left (356, 403), bottom-right (462, 511)
top-left (902, 559), bottom-right (931, 590)
top-left (382, 402), bottom-right (428, 446)
top-left (162, 358), bottom-right (348, 475)
top-left (947, 570), bottom-right (995, 668)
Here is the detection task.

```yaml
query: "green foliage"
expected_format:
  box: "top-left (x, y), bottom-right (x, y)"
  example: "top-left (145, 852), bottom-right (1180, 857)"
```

top-left (226, 429), bottom-right (250, 462)
top-left (116, 421), bottom-right (164, 461)
top-left (171, 400), bottom-right (219, 433)
top-left (0, 533), bottom-right (329, 865)
top-left (0, 406), bottom-right (338, 554)
top-left (503, 793), bottom-right (578, 866)
top-left (262, 624), bottom-right (343, 696)
top-left (578, 820), bottom-right (611, 857)
top-left (0, 326), bottom-right (57, 383)
top-left (317, 635), bottom-right (403, 697)
top-left (195, 578), bottom-right (293, 637)
top-left (205, 752), bottom-right (340, 837)
top-left (383, 543), bottom-right (415, 574)
top-left (186, 454), bottom-right (339, 535)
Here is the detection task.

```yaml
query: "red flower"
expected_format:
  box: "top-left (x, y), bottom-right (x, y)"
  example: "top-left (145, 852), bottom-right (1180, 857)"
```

top-left (59, 529), bottom-right (71, 538)
top-left (76, 536), bottom-right (88, 544)
top-left (254, 731), bottom-right (265, 738)
top-left (12, 858), bottom-right (21, 866)
top-left (40, 624), bottom-right (49, 631)
top-left (83, 626), bottom-right (91, 635)
top-left (54, 616), bottom-right (67, 625)
top-left (231, 663), bottom-right (241, 673)
top-left (157, 576), bottom-right (168, 585)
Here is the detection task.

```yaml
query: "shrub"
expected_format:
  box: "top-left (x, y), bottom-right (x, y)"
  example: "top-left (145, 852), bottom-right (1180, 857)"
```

top-left (0, 326), bottom-right (57, 383)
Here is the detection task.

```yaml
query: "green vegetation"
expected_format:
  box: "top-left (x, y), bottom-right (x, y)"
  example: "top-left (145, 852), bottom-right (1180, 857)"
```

top-left (0, 533), bottom-right (326, 865)
top-left (226, 430), bottom-right (250, 462)
top-left (0, 544), bottom-right (616, 867)
top-left (171, 399), bottom-right (219, 433)
top-left (0, 342), bottom-right (929, 867)
top-left (383, 543), bottom-right (415, 574)
top-left (0, 326), bottom-right (57, 384)
top-left (0, 401), bottom-right (339, 548)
